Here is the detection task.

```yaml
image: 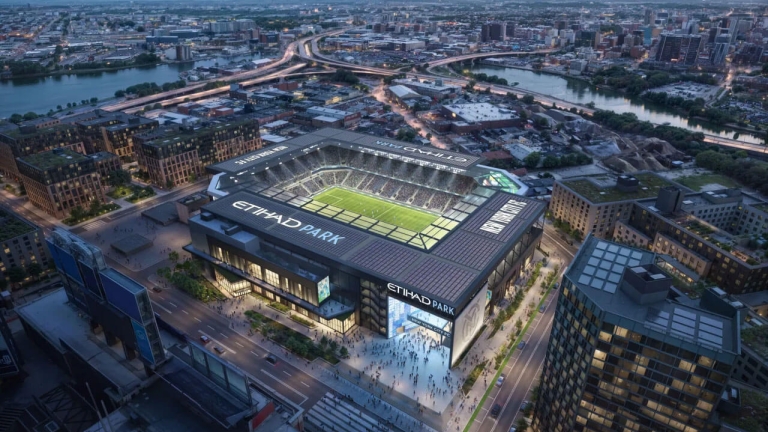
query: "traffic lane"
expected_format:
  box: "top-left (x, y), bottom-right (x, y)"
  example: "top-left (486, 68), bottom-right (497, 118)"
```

top-left (474, 290), bottom-right (558, 432)
top-left (492, 294), bottom-right (557, 432)
top-left (149, 288), bottom-right (329, 407)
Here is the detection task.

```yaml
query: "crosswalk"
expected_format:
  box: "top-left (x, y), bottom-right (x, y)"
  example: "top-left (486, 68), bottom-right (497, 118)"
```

top-left (80, 219), bottom-right (107, 231)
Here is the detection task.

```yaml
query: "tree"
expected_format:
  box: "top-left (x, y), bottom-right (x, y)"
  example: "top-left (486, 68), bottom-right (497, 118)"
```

top-left (465, 80), bottom-right (476, 91)
top-left (523, 152), bottom-right (541, 168)
top-left (108, 169), bottom-right (131, 187)
top-left (383, 104), bottom-right (392, 112)
top-left (23, 112), bottom-right (39, 121)
top-left (516, 418), bottom-right (529, 432)
top-left (339, 346), bottom-right (349, 358)
top-left (7, 266), bottom-right (27, 288)
top-left (69, 206), bottom-right (87, 222)
top-left (9, 113), bottom-right (23, 124)
top-left (25, 263), bottom-right (43, 281)
top-left (542, 155), bottom-right (559, 168)
top-left (522, 95), bottom-right (535, 104)
top-left (507, 92), bottom-right (518, 100)
top-left (168, 251), bottom-right (180, 265)
top-left (165, 179), bottom-right (174, 189)
top-left (136, 26), bottom-right (145, 32)
top-left (90, 97), bottom-right (98, 104)
top-left (89, 199), bottom-right (101, 216)
top-left (115, 90), bottom-right (126, 97)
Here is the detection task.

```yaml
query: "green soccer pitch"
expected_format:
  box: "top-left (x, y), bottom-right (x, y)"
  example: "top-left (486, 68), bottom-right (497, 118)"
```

top-left (312, 187), bottom-right (439, 232)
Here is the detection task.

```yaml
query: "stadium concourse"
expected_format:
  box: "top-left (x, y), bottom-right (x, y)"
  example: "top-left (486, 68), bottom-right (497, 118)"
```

top-left (193, 128), bottom-right (545, 400)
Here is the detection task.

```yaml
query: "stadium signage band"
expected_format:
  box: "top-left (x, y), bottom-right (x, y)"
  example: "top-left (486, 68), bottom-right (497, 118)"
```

top-left (480, 198), bottom-right (528, 235)
top-left (374, 140), bottom-right (468, 162)
top-left (232, 201), bottom-right (345, 244)
top-left (387, 283), bottom-right (455, 316)
top-left (234, 145), bottom-right (289, 165)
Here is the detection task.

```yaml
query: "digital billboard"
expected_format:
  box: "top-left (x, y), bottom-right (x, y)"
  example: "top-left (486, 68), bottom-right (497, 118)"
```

top-left (78, 262), bottom-right (102, 299)
top-left (131, 320), bottom-right (155, 364)
top-left (387, 297), bottom-right (450, 339)
top-left (47, 240), bottom-right (84, 285)
top-left (317, 276), bottom-right (330, 304)
top-left (100, 272), bottom-right (142, 322)
top-left (451, 289), bottom-right (486, 366)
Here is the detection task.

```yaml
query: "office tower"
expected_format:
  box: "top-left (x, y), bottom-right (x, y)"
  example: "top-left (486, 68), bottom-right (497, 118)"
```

top-left (711, 35), bottom-right (730, 65)
top-left (481, 22), bottom-right (506, 42)
top-left (533, 237), bottom-right (739, 432)
top-left (644, 9), bottom-right (655, 25)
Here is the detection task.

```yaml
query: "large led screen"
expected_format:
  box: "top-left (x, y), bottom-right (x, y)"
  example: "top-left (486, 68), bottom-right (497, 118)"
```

top-left (317, 276), bottom-right (330, 304)
top-left (387, 297), bottom-right (449, 339)
top-left (101, 273), bottom-right (141, 322)
top-left (131, 320), bottom-right (155, 364)
top-left (78, 262), bottom-right (102, 299)
top-left (451, 289), bottom-right (486, 366)
top-left (47, 240), bottom-right (83, 285)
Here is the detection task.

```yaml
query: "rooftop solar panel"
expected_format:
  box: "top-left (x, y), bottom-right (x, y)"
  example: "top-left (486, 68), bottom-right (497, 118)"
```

top-left (699, 316), bottom-right (724, 329)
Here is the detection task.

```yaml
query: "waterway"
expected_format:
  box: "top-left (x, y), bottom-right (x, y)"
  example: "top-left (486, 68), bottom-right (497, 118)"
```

top-left (470, 64), bottom-right (762, 145)
top-left (0, 54), bottom-right (258, 119)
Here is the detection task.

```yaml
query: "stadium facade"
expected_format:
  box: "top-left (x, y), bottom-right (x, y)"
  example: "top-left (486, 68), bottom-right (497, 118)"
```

top-left (187, 128), bottom-right (545, 366)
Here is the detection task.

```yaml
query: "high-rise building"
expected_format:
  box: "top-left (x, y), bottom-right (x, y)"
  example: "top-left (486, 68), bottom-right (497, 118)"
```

top-left (135, 118), bottom-right (262, 188)
top-left (711, 34), bottom-right (730, 65)
top-left (644, 9), bottom-right (655, 25)
top-left (176, 44), bottom-right (192, 61)
top-left (481, 22), bottom-right (506, 42)
top-left (0, 205), bottom-right (51, 278)
top-left (654, 34), bottom-right (702, 65)
top-left (17, 148), bottom-right (107, 219)
top-left (533, 236), bottom-right (740, 432)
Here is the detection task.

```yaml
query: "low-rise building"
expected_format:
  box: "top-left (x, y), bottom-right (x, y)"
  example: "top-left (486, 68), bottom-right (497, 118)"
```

top-left (0, 206), bottom-right (50, 280)
top-left (0, 123), bottom-right (85, 180)
top-left (70, 110), bottom-right (159, 161)
top-left (393, 78), bottom-right (461, 100)
top-left (135, 118), bottom-right (262, 189)
top-left (17, 148), bottom-right (107, 219)
top-left (441, 103), bottom-right (521, 130)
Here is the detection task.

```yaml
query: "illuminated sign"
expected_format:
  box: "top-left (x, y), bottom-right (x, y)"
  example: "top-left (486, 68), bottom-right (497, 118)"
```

top-left (318, 276), bottom-right (330, 304)
top-left (373, 140), bottom-right (468, 162)
top-left (387, 282), bottom-right (455, 316)
top-left (408, 315), bottom-right (451, 338)
top-left (132, 320), bottom-right (155, 365)
top-left (480, 198), bottom-right (528, 235)
top-left (232, 201), bottom-right (344, 244)
top-left (234, 146), bottom-right (290, 165)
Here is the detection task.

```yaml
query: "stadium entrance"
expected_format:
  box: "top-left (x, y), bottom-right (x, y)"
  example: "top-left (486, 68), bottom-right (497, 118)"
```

top-left (387, 297), bottom-right (452, 347)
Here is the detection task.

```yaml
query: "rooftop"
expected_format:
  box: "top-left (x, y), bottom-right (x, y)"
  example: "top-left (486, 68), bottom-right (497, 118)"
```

top-left (0, 206), bottom-right (36, 242)
top-left (561, 172), bottom-right (675, 204)
top-left (140, 118), bottom-right (255, 148)
top-left (18, 148), bottom-right (89, 171)
top-left (567, 236), bottom-right (738, 354)
top-left (443, 103), bottom-right (519, 123)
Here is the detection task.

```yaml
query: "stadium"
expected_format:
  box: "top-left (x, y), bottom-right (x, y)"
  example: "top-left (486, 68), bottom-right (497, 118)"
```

top-left (187, 128), bottom-right (545, 367)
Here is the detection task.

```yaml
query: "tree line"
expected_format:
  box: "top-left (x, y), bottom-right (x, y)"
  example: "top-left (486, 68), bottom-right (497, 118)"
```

top-left (641, 92), bottom-right (735, 125)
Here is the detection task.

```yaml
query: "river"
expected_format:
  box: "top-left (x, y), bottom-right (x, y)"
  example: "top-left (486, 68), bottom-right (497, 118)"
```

top-left (470, 64), bottom-right (762, 145)
top-left (0, 55), bottom-right (259, 119)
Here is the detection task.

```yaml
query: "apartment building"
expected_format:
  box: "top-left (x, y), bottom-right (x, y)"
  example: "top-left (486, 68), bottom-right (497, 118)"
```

top-left (533, 236), bottom-right (740, 432)
top-left (17, 148), bottom-right (107, 219)
top-left (0, 206), bottom-right (50, 279)
top-left (70, 110), bottom-right (159, 160)
top-left (135, 118), bottom-right (261, 188)
top-left (0, 122), bottom-right (85, 179)
top-left (549, 173), bottom-right (677, 239)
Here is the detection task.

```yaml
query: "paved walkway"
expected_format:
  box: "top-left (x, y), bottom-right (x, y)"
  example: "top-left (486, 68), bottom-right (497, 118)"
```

top-left (206, 250), bottom-right (562, 431)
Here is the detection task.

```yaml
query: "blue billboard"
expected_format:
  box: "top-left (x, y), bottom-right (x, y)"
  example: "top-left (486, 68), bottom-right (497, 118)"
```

top-left (100, 272), bottom-right (141, 322)
top-left (317, 276), bottom-right (330, 304)
top-left (131, 320), bottom-right (155, 364)
top-left (47, 240), bottom-right (84, 285)
top-left (78, 262), bottom-right (102, 299)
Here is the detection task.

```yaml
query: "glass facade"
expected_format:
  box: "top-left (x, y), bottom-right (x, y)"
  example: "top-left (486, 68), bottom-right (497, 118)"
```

top-left (533, 280), bottom-right (735, 432)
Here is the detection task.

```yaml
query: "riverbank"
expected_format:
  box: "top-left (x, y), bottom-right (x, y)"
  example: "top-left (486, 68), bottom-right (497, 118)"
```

top-left (1, 62), bottom-right (168, 81)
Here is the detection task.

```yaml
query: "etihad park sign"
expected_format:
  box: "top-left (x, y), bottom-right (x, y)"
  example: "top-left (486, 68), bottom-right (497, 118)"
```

top-left (232, 201), bottom-right (344, 244)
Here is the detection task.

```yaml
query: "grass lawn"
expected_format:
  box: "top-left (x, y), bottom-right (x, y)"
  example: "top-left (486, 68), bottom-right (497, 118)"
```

top-left (107, 185), bottom-right (132, 199)
top-left (675, 174), bottom-right (740, 191)
top-left (312, 187), bottom-right (438, 232)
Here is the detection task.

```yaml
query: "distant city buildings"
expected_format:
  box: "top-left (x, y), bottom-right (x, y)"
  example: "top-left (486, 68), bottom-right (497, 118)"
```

top-left (654, 34), bottom-right (702, 66)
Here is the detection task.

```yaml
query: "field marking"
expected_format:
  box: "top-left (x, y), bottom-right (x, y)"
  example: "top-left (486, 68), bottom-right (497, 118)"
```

top-left (235, 342), bottom-right (244, 348)
top-left (181, 310), bottom-right (189, 315)
top-left (260, 369), bottom-right (308, 404)
top-left (169, 302), bottom-right (178, 308)
top-left (301, 381), bottom-right (310, 388)
top-left (283, 371), bottom-right (292, 377)
top-left (207, 325), bottom-right (215, 331)
top-left (194, 317), bottom-right (202, 322)
top-left (152, 301), bottom-right (173, 314)
top-left (220, 332), bottom-right (229, 338)
top-left (197, 330), bottom-right (236, 354)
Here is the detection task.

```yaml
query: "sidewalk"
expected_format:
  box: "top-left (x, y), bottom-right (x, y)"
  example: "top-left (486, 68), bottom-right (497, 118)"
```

top-left (208, 252), bottom-right (560, 432)
top-left (209, 293), bottom-right (439, 432)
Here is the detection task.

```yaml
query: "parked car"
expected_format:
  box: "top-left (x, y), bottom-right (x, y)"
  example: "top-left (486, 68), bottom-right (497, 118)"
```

top-left (520, 401), bottom-right (530, 412)
top-left (152, 286), bottom-right (162, 293)
top-left (266, 354), bottom-right (278, 365)
top-left (518, 341), bottom-right (526, 350)
top-left (496, 375), bottom-right (505, 387)
top-left (200, 335), bottom-right (211, 345)
top-left (539, 305), bottom-right (545, 313)
top-left (213, 346), bottom-right (225, 355)
top-left (491, 404), bottom-right (502, 417)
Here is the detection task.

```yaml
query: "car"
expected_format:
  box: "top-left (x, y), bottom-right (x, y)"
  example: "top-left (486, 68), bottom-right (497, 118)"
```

top-left (554, 282), bottom-right (559, 289)
top-left (539, 305), bottom-right (546, 313)
top-left (266, 354), bottom-right (278, 365)
top-left (491, 403), bottom-right (502, 417)
top-left (509, 428), bottom-right (517, 432)
top-left (213, 346), bottom-right (225, 355)
top-left (518, 341), bottom-right (526, 350)
top-left (152, 286), bottom-right (162, 293)
top-left (496, 374), bottom-right (505, 387)
top-left (520, 401), bottom-right (530, 412)
top-left (200, 335), bottom-right (211, 345)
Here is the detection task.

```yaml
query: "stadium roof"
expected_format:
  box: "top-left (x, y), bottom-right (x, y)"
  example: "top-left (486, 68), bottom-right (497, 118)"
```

top-left (207, 128), bottom-right (484, 176)
top-left (198, 188), bottom-right (545, 311)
